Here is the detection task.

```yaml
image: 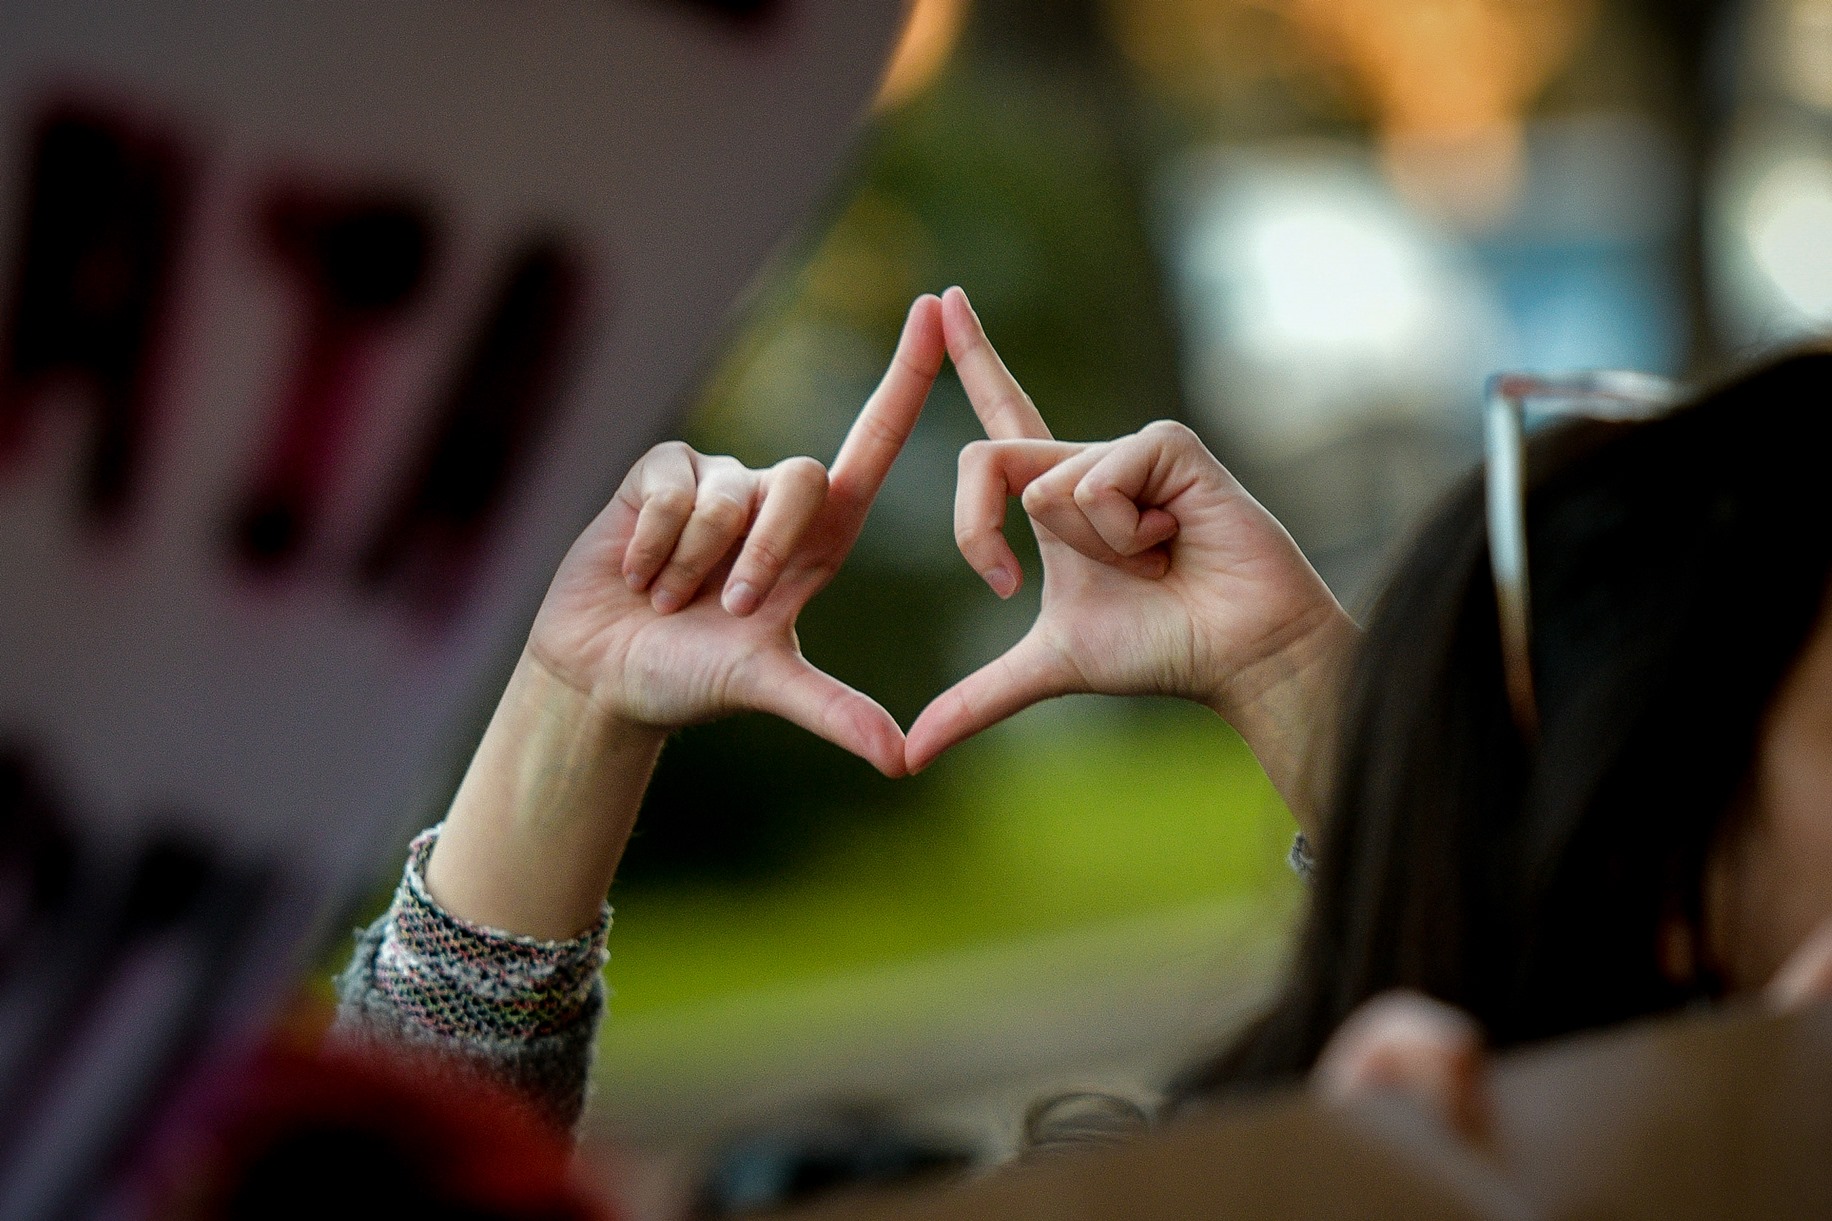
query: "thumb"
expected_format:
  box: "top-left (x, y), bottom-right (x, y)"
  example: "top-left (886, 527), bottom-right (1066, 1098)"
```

top-left (744, 650), bottom-right (908, 778)
top-left (905, 632), bottom-right (1072, 773)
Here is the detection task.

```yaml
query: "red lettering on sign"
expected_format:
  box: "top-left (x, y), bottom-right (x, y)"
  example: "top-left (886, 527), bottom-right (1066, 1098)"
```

top-left (358, 239), bottom-right (584, 616)
top-left (0, 98), bottom-right (592, 623)
top-left (230, 190), bottom-right (438, 569)
top-left (0, 104), bottom-right (192, 521)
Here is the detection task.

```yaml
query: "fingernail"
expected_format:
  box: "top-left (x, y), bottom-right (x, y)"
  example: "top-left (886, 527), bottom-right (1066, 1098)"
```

top-left (625, 569), bottom-right (645, 591)
top-left (652, 588), bottom-right (683, 614)
top-left (723, 581), bottom-right (758, 616)
top-left (987, 565), bottom-right (1016, 598)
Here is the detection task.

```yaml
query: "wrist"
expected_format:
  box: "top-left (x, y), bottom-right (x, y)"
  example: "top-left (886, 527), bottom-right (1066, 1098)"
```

top-left (1205, 604), bottom-right (1361, 837)
top-left (425, 648), bottom-right (666, 940)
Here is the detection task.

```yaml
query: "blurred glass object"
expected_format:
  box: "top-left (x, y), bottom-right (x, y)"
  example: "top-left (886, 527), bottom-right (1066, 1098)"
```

top-left (1709, 0), bottom-right (1832, 346)
top-left (1159, 112), bottom-right (1684, 599)
top-left (1163, 144), bottom-right (1502, 466)
top-left (1744, 154), bottom-right (1832, 317)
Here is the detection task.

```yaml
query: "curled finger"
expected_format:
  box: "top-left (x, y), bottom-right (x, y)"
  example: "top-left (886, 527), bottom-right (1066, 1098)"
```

top-left (955, 438), bottom-right (1090, 597)
top-left (1021, 448), bottom-right (1169, 579)
top-left (723, 456), bottom-right (828, 616)
top-left (651, 458), bottom-right (759, 613)
top-left (622, 441), bottom-right (700, 591)
top-left (1075, 436), bottom-right (1184, 558)
top-left (1312, 991), bottom-right (1491, 1147)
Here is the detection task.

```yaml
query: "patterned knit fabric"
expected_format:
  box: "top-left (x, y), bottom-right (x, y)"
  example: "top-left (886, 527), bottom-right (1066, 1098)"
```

top-left (373, 827), bottom-right (611, 1042)
top-left (331, 824), bottom-right (611, 1131)
top-left (1287, 832), bottom-right (1317, 881)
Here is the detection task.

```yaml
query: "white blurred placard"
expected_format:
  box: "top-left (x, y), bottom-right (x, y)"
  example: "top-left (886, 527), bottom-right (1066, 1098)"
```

top-left (0, 0), bottom-right (906, 887)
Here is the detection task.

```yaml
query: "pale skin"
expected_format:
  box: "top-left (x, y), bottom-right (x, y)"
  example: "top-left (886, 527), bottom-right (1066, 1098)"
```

top-left (907, 287), bottom-right (1361, 836)
top-left (424, 285), bottom-right (1359, 938)
top-left (426, 296), bottom-right (948, 939)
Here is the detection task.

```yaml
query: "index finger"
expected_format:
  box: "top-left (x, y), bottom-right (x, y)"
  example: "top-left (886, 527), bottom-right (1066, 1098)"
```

top-left (827, 293), bottom-right (945, 510)
top-left (941, 285), bottom-right (1052, 441)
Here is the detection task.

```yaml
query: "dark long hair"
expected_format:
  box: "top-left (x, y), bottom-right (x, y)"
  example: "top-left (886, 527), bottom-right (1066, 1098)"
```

top-left (1173, 351), bottom-right (1832, 1103)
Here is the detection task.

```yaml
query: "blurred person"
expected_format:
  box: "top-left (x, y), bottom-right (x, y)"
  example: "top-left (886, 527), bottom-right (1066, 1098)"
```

top-left (333, 287), bottom-right (1832, 1170)
top-left (919, 291), bottom-right (1832, 1142)
top-left (1155, 341), bottom-right (1832, 1115)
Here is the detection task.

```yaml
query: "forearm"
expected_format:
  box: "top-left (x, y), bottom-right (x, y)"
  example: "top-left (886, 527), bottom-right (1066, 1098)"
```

top-left (1208, 606), bottom-right (1361, 841)
top-left (426, 648), bottom-right (666, 941)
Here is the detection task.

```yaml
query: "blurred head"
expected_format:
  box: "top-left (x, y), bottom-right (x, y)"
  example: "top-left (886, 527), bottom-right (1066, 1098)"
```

top-left (1176, 351), bottom-right (1832, 1100)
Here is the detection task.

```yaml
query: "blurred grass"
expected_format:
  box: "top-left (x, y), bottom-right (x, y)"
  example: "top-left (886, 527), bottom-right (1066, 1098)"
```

top-left (602, 698), bottom-right (1300, 1020)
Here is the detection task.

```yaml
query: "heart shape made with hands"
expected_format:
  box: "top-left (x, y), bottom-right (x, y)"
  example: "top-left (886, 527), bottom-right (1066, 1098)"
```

top-left (570, 287), bottom-right (1341, 785)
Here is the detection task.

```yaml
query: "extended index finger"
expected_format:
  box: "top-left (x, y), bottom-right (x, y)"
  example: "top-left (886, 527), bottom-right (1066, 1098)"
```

top-left (827, 293), bottom-right (946, 511)
top-left (941, 285), bottom-right (1052, 441)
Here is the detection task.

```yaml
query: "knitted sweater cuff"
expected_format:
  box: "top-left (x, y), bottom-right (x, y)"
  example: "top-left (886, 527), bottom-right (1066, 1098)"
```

top-left (370, 826), bottom-right (612, 1044)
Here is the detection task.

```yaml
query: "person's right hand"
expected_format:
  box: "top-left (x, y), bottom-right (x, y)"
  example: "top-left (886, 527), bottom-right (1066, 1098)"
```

top-left (524, 294), bottom-right (946, 778)
top-left (905, 288), bottom-right (1357, 823)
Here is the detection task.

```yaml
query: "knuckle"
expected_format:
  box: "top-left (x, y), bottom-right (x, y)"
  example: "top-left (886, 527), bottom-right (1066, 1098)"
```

top-left (778, 454), bottom-right (827, 487)
top-left (648, 487), bottom-right (696, 519)
top-left (698, 492), bottom-right (749, 533)
top-left (741, 536), bottom-right (788, 576)
top-left (857, 410), bottom-right (904, 451)
top-left (1145, 418), bottom-right (1196, 446)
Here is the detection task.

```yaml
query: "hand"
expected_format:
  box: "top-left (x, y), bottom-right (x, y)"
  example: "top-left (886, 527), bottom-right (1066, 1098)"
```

top-left (528, 293), bottom-right (947, 778)
top-left (1311, 991), bottom-right (1492, 1147)
top-left (905, 287), bottom-right (1357, 825)
top-left (424, 296), bottom-right (943, 938)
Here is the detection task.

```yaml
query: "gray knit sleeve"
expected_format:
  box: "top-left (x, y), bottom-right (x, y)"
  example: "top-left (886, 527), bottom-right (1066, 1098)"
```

top-left (330, 825), bottom-right (612, 1132)
top-left (1288, 832), bottom-right (1317, 881)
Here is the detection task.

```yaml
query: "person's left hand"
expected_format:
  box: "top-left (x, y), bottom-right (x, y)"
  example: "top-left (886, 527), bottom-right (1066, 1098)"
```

top-left (904, 288), bottom-right (1356, 820)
